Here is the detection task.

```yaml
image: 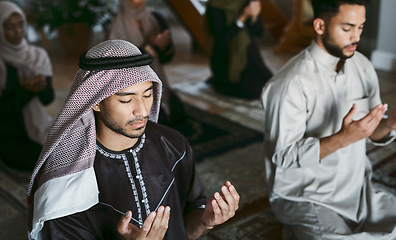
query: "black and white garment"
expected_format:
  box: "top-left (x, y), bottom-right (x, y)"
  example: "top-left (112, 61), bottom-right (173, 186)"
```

top-left (28, 40), bottom-right (163, 239)
top-left (43, 121), bottom-right (206, 239)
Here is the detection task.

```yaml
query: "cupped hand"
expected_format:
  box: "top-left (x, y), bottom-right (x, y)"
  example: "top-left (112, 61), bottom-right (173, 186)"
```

top-left (117, 206), bottom-right (170, 240)
top-left (201, 181), bottom-right (240, 229)
top-left (339, 103), bottom-right (387, 145)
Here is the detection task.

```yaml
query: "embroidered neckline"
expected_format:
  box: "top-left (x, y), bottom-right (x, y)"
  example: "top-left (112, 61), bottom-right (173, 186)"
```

top-left (95, 135), bottom-right (189, 227)
top-left (129, 134), bottom-right (150, 219)
top-left (96, 134), bottom-right (145, 154)
top-left (96, 134), bottom-right (148, 227)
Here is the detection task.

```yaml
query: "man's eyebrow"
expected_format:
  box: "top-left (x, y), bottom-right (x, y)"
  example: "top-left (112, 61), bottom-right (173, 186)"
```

top-left (341, 23), bottom-right (355, 26)
top-left (115, 84), bottom-right (153, 96)
top-left (341, 20), bottom-right (365, 27)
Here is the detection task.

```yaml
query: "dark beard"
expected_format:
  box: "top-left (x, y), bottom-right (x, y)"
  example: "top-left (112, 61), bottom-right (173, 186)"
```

top-left (323, 30), bottom-right (357, 60)
top-left (101, 113), bottom-right (148, 139)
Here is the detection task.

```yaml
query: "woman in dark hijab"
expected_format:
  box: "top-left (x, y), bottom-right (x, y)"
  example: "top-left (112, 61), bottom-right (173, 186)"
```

top-left (205, 0), bottom-right (273, 99)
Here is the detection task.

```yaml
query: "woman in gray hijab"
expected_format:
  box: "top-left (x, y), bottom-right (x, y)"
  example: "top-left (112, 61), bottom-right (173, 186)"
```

top-left (0, 1), bottom-right (54, 171)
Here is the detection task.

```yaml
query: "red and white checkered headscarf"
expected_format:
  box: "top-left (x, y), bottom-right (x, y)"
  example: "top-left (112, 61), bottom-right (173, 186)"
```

top-left (27, 40), bottom-right (162, 239)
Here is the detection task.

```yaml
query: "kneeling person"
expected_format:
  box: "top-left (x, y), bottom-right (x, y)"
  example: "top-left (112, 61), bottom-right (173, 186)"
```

top-left (27, 40), bottom-right (239, 240)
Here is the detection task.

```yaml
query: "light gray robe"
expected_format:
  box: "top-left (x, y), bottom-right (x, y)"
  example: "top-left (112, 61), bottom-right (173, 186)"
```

top-left (261, 41), bottom-right (396, 238)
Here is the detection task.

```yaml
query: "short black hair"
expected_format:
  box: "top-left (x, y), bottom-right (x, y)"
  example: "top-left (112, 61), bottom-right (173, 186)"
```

top-left (311, 0), bottom-right (369, 20)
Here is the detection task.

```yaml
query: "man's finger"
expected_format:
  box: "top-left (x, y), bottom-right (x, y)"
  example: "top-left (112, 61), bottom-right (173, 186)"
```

top-left (211, 198), bottom-right (221, 216)
top-left (141, 211), bottom-right (156, 236)
top-left (152, 206), bottom-right (164, 229)
top-left (361, 104), bottom-right (386, 126)
top-left (227, 184), bottom-right (240, 211)
top-left (344, 104), bottom-right (357, 123)
top-left (160, 206), bottom-right (171, 227)
top-left (149, 206), bottom-right (168, 237)
top-left (214, 191), bottom-right (229, 215)
top-left (221, 186), bottom-right (235, 213)
top-left (157, 206), bottom-right (171, 238)
top-left (117, 211), bottom-right (132, 234)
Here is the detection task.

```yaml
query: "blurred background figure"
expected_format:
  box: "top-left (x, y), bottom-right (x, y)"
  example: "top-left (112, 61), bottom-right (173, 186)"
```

top-left (205, 0), bottom-right (273, 100)
top-left (0, 1), bottom-right (54, 171)
top-left (108, 0), bottom-right (186, 125)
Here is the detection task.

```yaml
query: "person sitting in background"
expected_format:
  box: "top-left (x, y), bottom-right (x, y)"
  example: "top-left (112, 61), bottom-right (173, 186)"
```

top-left (0, 1), bottom-right (54, 171)
top-left (205, 0), bottom-right (273, 99)
top-left (261, 0), bottom-right (396, 238)
top-left (27, 40), bottom-right (240, 240)
top-left (108, 0), bottom-right (185, 125)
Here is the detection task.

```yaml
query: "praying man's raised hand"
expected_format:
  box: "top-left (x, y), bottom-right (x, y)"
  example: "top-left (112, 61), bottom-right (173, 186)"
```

top-left (201, 181), bottom-right (240, 229)
top-left (117, 206), bottom-right (170, 240)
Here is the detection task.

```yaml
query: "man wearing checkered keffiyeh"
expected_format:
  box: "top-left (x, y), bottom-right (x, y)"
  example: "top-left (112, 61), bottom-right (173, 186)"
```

top-left (27, 40), bottom-right (240, 240)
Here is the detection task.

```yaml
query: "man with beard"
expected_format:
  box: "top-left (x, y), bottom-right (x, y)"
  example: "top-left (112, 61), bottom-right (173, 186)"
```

top-left (261, 0), bottom-right (396, 239)
top-left (27, 40), bottom-right (239, 240)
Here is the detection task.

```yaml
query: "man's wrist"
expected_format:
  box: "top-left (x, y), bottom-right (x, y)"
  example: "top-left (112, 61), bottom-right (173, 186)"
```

top-left (386, 122), bottom-right (396, 131)
top-left (333, 131), bottom-right (349, 149)
top-left (200, 219), bottom-right (214, 230)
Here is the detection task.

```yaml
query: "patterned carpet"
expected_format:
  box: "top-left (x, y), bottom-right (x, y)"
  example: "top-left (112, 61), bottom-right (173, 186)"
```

top-left (171, 103), bottom-right (264, 162)
top-left (195, 142), bottom-right (282, 240)
top-left (173, 80), bottom-right (265, 132)
top-left (206, 198), bottom-right (283, 240)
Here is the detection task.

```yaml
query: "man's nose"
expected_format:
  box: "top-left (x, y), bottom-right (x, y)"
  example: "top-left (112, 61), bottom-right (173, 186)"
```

top-left (351, 29), bottom-right (361, 43)
top-left (133, 98), bottom-right (149, 117)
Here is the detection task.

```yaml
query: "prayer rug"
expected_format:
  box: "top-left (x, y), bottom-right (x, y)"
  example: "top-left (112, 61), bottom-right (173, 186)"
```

top-left (173, 80), bottom-right (265, 132)
top-left (170, 103), bottom-right (264, 162)
top-left (205, 198), bottom-right (283, 240)
top-left (194, 141), bottom-right (283, 240)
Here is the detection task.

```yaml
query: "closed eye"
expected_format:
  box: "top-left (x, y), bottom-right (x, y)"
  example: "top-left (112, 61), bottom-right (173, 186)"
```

top-left (120, 99), bottom-right (132, 104)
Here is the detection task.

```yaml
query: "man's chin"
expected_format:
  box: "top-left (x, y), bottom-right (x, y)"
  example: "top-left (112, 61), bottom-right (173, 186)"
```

top-left (127, 127), bottom-right (147, 139)
top-left (343, 51), bottom-right (355, 59)
top-left (342, 46), bottom-right (358, 59)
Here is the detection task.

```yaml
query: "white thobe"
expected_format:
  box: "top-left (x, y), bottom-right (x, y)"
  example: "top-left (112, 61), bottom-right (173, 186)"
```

top-left (261, 41), bottom-right (396, 235)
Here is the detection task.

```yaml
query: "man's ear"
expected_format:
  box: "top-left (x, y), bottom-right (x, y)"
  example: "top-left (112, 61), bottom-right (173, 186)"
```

top-left (92, 103), bottom-right (100, 112)
top-left (313, 18), bottom-right (326, 36)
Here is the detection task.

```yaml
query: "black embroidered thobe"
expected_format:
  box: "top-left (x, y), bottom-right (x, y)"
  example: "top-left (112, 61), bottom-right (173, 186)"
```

top-left (43, 121), bottom-right (207, 239)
